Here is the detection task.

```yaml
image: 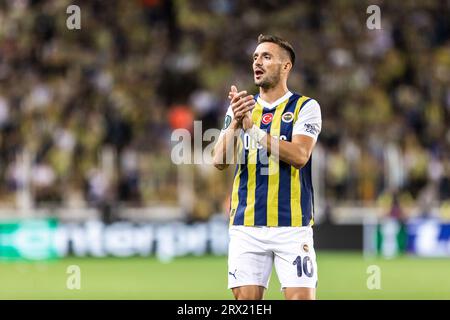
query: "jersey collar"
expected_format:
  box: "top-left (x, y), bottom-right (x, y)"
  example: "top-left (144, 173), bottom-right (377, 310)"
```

top-left (256, 91), bottom-right (293, 110)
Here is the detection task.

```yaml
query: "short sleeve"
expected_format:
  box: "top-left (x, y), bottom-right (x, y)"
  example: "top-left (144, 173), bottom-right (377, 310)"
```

top-left (292, 99), bottom-right (322, 141)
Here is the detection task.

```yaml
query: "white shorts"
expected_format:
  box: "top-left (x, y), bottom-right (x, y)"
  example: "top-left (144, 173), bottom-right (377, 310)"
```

top-left (227, 225), bottom-right (318, 290)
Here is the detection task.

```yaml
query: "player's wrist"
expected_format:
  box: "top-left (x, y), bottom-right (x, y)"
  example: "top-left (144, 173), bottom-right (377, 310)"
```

top-left (229, 118), bottom-right (241, 130)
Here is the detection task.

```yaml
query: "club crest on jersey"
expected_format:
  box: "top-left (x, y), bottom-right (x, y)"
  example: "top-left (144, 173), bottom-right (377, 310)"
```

top-left (261, 113), bottom-right (273, 125)
top-left (282, 112), bottom-right (294, 123)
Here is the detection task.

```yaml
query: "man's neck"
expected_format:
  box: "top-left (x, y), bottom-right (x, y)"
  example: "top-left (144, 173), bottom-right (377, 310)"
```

top-left (259, 84), bottom-right (289, 104)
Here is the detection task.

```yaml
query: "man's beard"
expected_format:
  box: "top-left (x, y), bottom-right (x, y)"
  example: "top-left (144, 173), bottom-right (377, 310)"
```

top-left (255, 68), bottom-right (281, 89)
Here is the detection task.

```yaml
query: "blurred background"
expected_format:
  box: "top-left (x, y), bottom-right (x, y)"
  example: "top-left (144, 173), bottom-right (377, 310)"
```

top-left (0, 0), bottom-right (450, 299)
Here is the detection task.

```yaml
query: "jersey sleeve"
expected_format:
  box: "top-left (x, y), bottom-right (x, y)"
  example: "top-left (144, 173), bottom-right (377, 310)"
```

top-left (218, 104), bottom-right (235, 140)
top-left (292, 99), bottom-right (322, 141)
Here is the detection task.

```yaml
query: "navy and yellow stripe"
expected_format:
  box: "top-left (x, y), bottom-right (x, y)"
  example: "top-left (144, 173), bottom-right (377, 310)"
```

top-left (230, 93), bottom-right (316, 227)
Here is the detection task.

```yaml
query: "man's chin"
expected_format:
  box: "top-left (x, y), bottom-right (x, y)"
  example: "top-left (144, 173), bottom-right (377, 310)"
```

top-left (254, 80), bottom-right (265, 87)
top-left (255, 81), bottom-right (270, 89)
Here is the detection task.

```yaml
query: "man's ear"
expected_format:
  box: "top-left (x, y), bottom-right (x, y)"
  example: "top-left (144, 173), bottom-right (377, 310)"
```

top-left (283, 61), bottom-right (292, 72)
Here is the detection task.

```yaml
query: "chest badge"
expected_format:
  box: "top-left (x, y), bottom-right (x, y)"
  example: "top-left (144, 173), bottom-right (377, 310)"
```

top-left (282, 112), bottom-right (294, 123)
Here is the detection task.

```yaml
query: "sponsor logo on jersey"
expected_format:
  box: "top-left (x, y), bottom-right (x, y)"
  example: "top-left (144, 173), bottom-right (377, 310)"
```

top-left (304, 123), bottom-right (320, 136)
top-left (282, 112), bottom-right (294, 123)
top-left (261, 113), bottom-right (273, 125)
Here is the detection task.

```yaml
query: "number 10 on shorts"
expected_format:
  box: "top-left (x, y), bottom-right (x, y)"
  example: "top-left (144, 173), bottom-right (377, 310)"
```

top-left (293, 256), bottom-right (314, 278)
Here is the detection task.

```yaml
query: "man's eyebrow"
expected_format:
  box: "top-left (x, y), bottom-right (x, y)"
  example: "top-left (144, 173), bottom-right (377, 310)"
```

top-left (253, 51), bottom-right (272, 57)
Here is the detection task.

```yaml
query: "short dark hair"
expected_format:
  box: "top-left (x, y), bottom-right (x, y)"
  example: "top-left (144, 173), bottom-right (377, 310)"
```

top-left (257, 34), bottom-right (296, 67)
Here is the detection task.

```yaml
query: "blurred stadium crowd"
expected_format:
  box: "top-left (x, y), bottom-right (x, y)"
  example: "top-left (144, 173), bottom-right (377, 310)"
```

top-left (0, 0), bottom-right (449, 220)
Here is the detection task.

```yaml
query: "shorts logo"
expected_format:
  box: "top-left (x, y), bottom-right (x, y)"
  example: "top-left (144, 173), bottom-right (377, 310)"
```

top-left (282, 112), bottom-right (294, 123)
top-left (302, 243), bottom-right (310, 253)
top-left (261, 113), bottom-right (273, 125)
top-left (223, 115), bottom-right (232, 129)
top-left (229, 269), bottom-right (237, 280)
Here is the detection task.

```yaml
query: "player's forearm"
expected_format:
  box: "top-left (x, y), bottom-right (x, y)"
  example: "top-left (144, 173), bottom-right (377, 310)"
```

top-left (264, 136), bottom-right (311, 169)
top-left (213, 121), bottom-right (241, 170)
